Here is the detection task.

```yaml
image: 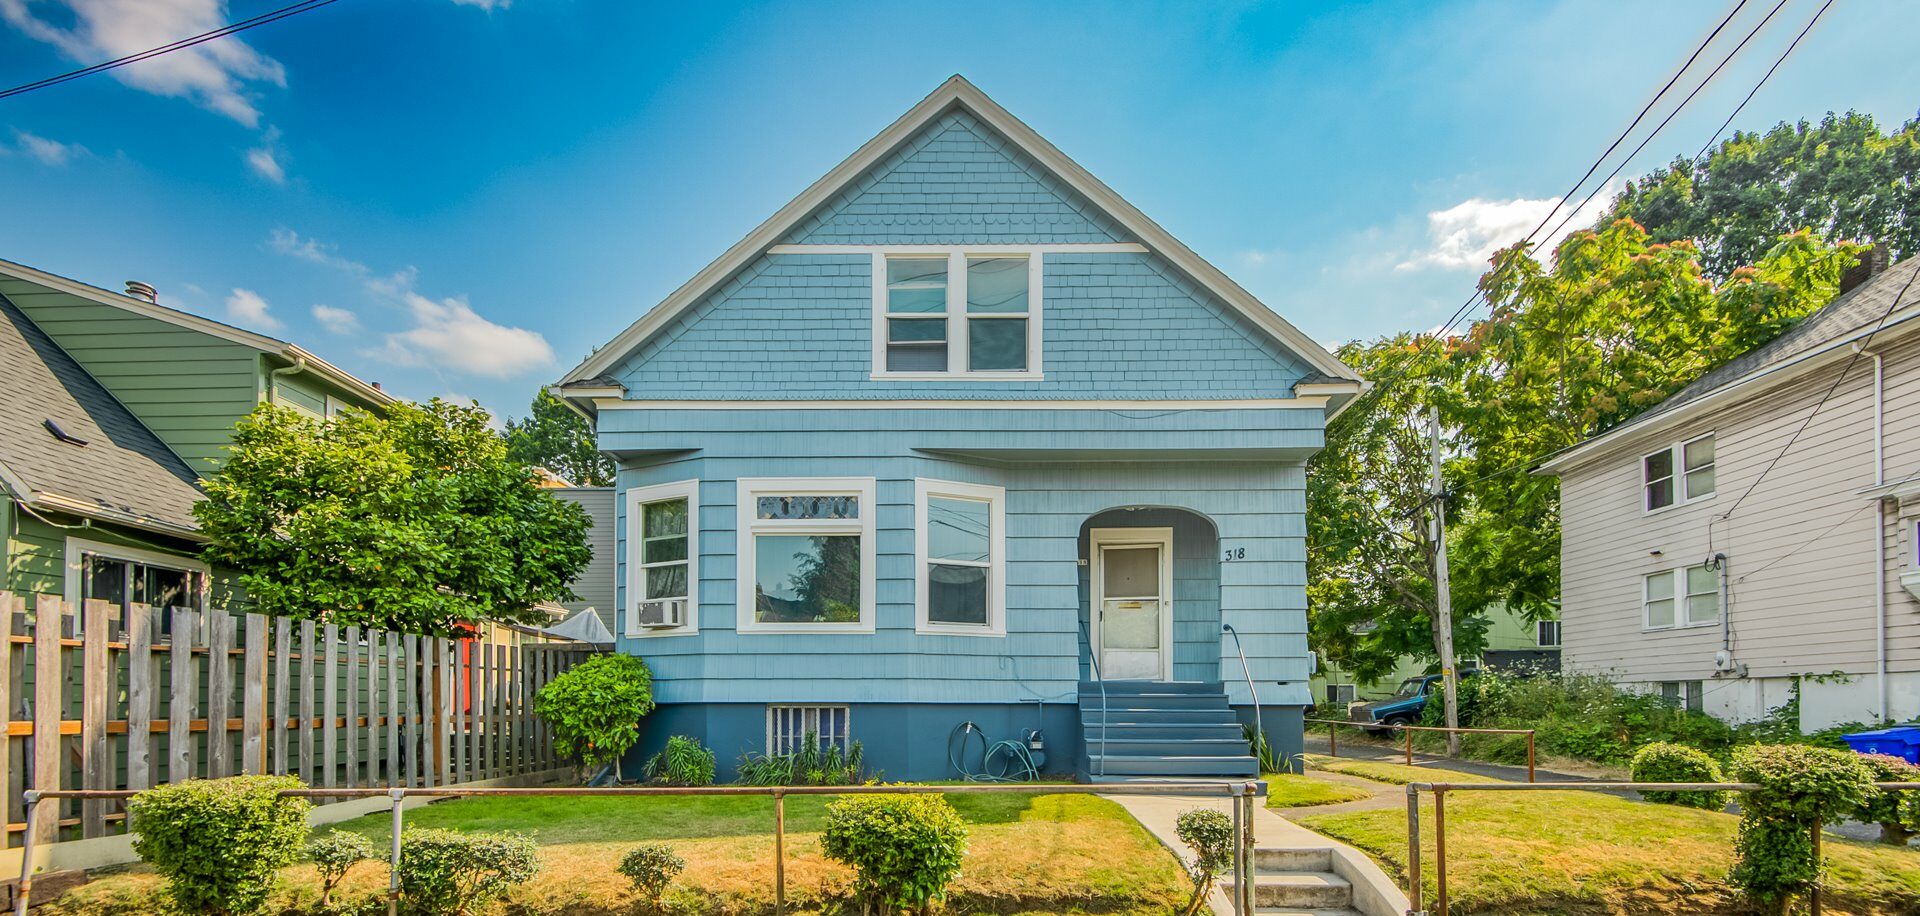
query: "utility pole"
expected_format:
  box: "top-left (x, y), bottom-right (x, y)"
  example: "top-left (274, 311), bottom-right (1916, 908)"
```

top-left (1429, 404), bottom-right (1461, 756)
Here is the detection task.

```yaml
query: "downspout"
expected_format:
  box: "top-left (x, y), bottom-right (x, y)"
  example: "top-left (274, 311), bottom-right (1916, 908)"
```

top-left (268, 357), bottom-right (308, 405)
top-left (1867, 348), bottom-right (1889, 721)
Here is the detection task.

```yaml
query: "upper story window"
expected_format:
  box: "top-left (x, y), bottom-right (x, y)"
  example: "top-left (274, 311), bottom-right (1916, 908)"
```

top-left (874, 251), bottom-right (1041, 380)
top-left (626, 480), bottom-right (699, 636)
top-left (737, 477), bottom-right (877, 633)
top-left (1643, 433), bottom-right (1715, 511)
top-left (914, 479), bottom-right (1007, 636)
top-left (1644, 563), bottom-right (1720, 630)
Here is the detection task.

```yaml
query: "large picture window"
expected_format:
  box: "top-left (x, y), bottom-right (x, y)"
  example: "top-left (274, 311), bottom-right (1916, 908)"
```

top-left (625, 480), bottom-right (699, 636)
top-left (737, 478), bottom-right (877, 633)
top-left (914, 479), bottom-right (1007, 636)
top-left (872, 251), bottom-right (1041, 379)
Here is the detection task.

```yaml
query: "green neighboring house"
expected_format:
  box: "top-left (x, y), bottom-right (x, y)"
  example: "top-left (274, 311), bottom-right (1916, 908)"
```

top-left (1310, 607), bottom-right (1561, 709)
top-left (0, 257), bottom-right (390, 619)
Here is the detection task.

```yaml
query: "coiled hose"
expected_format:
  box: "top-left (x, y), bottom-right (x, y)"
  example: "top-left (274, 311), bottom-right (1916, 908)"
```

top-left (948, 721), bottom-right (1039, 782)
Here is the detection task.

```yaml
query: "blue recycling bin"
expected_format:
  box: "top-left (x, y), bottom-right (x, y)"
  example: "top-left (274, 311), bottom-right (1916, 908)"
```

top-left (1841, 727), bottom-right (1920, 764)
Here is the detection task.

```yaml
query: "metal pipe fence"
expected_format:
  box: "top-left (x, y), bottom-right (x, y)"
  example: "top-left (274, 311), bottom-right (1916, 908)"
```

top-left (1303, 718), bottom-right (1537, 783)
top-left (14, 780), bottom-right (1268, 916)
top-left (1400, 780), bottom-right (1920, 916)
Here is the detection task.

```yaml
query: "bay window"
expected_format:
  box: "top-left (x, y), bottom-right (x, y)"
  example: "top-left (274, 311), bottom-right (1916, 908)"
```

top-left (737, 478), bottom-right (876, 633)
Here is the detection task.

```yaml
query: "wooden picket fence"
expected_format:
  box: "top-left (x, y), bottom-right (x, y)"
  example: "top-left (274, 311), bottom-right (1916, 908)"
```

top-left (0, 591), bottom-right (595, 848)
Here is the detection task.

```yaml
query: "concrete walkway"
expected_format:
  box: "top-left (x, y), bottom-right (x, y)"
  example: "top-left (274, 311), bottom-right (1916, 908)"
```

top-left (1107, 791), bottom-right (1409, 916)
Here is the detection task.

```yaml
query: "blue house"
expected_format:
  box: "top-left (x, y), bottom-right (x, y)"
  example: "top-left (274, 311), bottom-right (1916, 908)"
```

top-left (555, 77), bottom-right (1364, 781)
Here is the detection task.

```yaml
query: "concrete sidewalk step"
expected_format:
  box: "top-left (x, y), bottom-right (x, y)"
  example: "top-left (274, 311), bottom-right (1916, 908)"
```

top-left (1256, 847), bottom-right (1333, 871)
top-left (1251, 908), bottom-right (1361, 916)
top-left (1223, 870), bottom-right (1353, 909)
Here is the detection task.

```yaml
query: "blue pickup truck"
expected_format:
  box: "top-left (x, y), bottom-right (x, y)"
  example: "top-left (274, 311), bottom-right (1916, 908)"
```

top-left (1346, 670), bottom-right (1479, 730)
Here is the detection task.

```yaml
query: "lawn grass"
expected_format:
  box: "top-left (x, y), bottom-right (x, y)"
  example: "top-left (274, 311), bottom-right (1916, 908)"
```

top-left (45, 792), bottom-right (1187, 916)
top-left (1303, 753), bottom-right (1499, 786)
top-left (1298, 785), bottom-right (1920, 915)
top-left (1263, 772), bottom-right (1374, 809)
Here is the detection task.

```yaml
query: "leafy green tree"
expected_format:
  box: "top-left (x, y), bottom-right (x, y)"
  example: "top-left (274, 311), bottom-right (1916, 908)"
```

top-left (533, 653), bottom-right (656, 780)
top-left (195, 399), bottom-right (592, 635)
top-left (1605, 112), bottom-right (1920, 278)
top-left (505, 387), bottom-right (615, 486)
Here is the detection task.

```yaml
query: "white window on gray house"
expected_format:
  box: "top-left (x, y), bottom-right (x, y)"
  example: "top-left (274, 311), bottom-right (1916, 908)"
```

top-left (625, 480), bottom-right (699, 636)
top-left (915, 479), bottom-right (1006, 635)
top-left (1684, 563), bottom-right (1720, 625)
top-left (737, 478), bottom-right (876, 633)
top-left (1644, 564), bottom-right (1720, 629)
top-left (767, 705), bottom-right (849, 754)
top-left (1644, 449), bottom-right (1675, 510)
top-left (874, 252), bottom-right (1040, 378)
top-left (1536, 620), bottom-right (1561, 647)
top-left (1644, 433), bottom-right (1715, 511)
top-left (1682, 435), bottom-right (1716, 499)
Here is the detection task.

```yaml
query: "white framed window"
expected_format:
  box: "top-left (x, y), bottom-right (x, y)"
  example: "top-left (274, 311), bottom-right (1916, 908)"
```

top-left (1643, 563), bottom-right (1721, 630)
top-left (1659, 680), bottom-right (1705, 713)
top-left (736, 477), bottom-right (877, 634)
top-left (913, 479), bottom-right (1006, 636)
top-left (872, 250), bottom-right (1043, 380)
top-left (625, 479), bottom-right (699, 637)
top-left (1537, 620), bottom-right (1562, 647)
top-left (767, 705), bottom-right (850, 755)
top-left (1326, 684), bottom-right (1357, 705)
top-left (1643, 433), bottom-right (1715, 511)
top-left (63, 537), bottom-right (208, 632)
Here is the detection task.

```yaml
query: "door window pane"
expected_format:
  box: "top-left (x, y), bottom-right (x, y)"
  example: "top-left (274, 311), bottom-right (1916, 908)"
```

top-left (927, 496), bottom-right (989, 563)
top-left (928, 564), bottom-right (988, 625)
top-left (966, 257), bottom-right (1028, 313)
top-left (886, 258), bottom-right (947, 313)
top-left (754, 534), bottom-right (861, 624)
top-left (968, 319), bottom-right (1027, 371)
top-left (1103, 546), bottom-right (1160, 597)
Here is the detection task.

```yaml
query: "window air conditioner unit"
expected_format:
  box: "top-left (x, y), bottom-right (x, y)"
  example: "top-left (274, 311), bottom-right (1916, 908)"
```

top-left (634, 598), bottom-right (687, 629)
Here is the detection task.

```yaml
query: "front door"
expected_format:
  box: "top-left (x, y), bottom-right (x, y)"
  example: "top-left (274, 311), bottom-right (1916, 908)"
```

top-left (1091, 527), bottom-right (1173, 681)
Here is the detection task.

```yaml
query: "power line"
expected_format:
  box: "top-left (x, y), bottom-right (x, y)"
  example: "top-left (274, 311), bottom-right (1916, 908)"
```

top-left (1690, 0), bottom-right (1837, 162)
top-left (0, 0), bottom-right (345, 102)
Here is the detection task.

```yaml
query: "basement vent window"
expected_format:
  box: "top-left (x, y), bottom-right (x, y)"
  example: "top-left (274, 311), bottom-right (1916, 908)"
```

top-left (767, 705), bottom-right (850, 755)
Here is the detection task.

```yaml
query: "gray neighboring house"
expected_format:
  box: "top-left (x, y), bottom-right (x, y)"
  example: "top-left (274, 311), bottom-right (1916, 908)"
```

top-left (548, 486), bottom-right (616, 636)
top-left (1538, 253), bottom-right (1920, 731)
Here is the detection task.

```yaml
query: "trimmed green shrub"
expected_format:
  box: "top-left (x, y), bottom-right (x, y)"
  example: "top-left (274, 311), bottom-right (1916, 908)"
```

top-left (1630, 741), bottom-right (1730, 809)
top-left (735, 733), bottom-right (869, 786)
top-left (644, 735), bottom-right (717, 787)
top-left (308, 829), bottom-right (379, 904)
top-left (618, 843), bottom-right (686, 906)
top-left (397, 827), bottom-right (540, 916)
top-left (1854, 753), bottom-right (1920, 845)
top-left (820, 794), bottom-right (967, 913)
top-left (127, 775), bottom-right (311, 916)
top-left (1174, 808), bottom-right (1234, 916)
top-left (533, 654), bottom-right (655, 779)
top-left (1727, 744), bottom-right (1879, 914)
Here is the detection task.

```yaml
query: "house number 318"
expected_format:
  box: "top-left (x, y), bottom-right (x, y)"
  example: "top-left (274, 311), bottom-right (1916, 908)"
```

top-left (1222, 547), bottom-right (1246, 561)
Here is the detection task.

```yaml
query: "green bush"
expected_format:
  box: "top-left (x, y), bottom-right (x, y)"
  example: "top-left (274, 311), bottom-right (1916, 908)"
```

top-left (1727, 744), bottom-right (1879, 914)
top-left (308, 829), bottom-right (379, 904)
top-left (397, 827), bottom-right (540, 916)
top-left (1174, 808), bottom-right (1234, 916)
top-left (533, 654), bottom-right (655, 779)
top-left (1853, 753), bottom-right (1920, 845)
top-left (820, 795), bottom-right (968, 913)
top-left (618, 843), bottom-right (686, 905)
top-left (644, 735), bottom-right (717, 787)
top-left (127, 775), bottom-right (311, 916)
top-left (1630, 741), bottom-right (1730, 809)
top-left (735, 733), bottom-right (869, 786)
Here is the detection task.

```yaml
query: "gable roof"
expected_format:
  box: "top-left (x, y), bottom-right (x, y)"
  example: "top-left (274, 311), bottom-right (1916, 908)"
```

top-left (559, 75), bottom-right (1361, 387)
top-left (0, 290), bottom-right (205, 538)
top-left (0, 257), bottom-right (395, 409)
top-left (1537, 255), bottom-right (1920, 473)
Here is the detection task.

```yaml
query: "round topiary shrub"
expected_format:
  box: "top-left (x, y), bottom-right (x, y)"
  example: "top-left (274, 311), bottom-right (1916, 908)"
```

top-left (1630, 741), bottom-right (1730, 809)
top-left (127, 775), bottom-right (311, 916)
top-left (308, 829), bottom-right (379, 904)
top-left (533, 653), bottom-right (655, 780)
top-left (618, 843), bottom-right (686, 906)
top-left (1727, 744), bottom-right (1878, 915)
top-left (1174, 808), bottom-right (1234, 916)
top-left (820, 794), bottom-right (968, 913)
top-left (397, 827), bottom-right (540, 916)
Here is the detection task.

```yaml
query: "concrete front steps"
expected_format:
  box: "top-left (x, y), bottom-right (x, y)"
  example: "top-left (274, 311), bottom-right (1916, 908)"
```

top-left (1222, 847), bottom-right (1362, 916)
top-left (1078, 680), bottom-right (1258, 780)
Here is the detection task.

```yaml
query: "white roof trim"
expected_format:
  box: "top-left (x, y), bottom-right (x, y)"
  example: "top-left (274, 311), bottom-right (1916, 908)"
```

top-left (589, 396), bottom-right (1330, 411)
top-left (0, 257), bottom-right (395, 407)
top-left (560, 75), bottom-right (1361, 386)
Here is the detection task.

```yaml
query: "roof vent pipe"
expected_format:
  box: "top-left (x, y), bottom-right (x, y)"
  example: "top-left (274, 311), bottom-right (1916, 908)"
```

top-left (124, 280), bottom-right (157, 302)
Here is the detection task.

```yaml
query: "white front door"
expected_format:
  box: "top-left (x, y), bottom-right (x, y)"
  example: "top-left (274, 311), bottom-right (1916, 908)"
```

top-left (1091, 527), bottom-right (1173, 681)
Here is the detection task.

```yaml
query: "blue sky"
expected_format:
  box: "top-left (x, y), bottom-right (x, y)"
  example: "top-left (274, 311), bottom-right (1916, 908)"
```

top-left (0, 0), bottom-right (1915, 420)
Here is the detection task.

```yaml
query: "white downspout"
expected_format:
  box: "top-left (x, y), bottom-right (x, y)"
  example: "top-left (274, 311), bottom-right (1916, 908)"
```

top-left (1860, 345), bottom-right (1888, 721)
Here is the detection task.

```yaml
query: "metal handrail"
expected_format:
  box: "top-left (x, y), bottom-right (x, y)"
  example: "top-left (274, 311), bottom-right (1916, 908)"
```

top-left (1304, 717), bottom-right (1537, 782)
top-left (1078, 614), bottom-right (1108, 777)
top-left (1221, 624), bottom-right (1265, 768)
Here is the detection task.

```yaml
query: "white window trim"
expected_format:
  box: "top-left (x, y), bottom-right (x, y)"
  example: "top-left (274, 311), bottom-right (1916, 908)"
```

top-left (1536, 619), bottom-right (1561, 648)
top-left (913, 478), bottom-right (1007, 637)
top-left (1642, 432), bottom-right (1717, 514)
top-left (62, 536), bottom-right (210, 612)
top-left (624, 479), bottom-right (700, 638)
top-left (1641, 563), bottom-right (1721, 631)
top-left (765, 704), bottom-right (851, 755)
top-left (870, 250), bottom-right (1044, 381)
top-left (736, 477), bottom-right (878, 634)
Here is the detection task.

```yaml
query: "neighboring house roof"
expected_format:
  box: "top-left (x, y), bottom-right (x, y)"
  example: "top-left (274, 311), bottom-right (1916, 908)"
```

top-left (0, 291), bottom-right (205, 539)
top-left (1537, 255), bottom-right (1920, 473)
top-left (557, 75), bottom-right (1362, 388)
top-left (0, 257), bottom-right (394, 409)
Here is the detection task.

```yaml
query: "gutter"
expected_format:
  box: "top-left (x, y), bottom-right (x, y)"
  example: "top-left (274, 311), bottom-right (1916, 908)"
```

top-left (1860, 344), bottom-right (1889, 722)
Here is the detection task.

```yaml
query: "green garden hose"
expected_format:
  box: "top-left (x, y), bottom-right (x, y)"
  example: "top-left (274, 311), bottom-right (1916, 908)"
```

top-left (948, 721), bottom-right (1040, 782)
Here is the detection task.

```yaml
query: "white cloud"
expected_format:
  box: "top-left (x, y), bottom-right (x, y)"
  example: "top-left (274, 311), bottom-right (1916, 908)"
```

top-left (380, 292), bottom-right (553, 379)
top-left (1397, 186), bottom-right (1617, 272)
top-left (245, 144), bottom-right (283, 183)
top-left (0, 0), bottom-right (287, 127)
top-left (310, 304), bottom-right (358, 334)
top-left (269, 227), bottom-right (368, 274)
top-left (10, 129), bottom-right (85, 165)
top-left (224, 287), bottom-right (282, 331)
top-left (449, 0), bottom-right (508, 9)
